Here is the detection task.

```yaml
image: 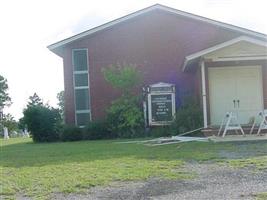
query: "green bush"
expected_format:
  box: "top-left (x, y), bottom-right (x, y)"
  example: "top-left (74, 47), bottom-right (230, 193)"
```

top-left (106, 96), bottom-right (144, 138)
top-left (83, 121), bottom-right (111, 140)
top-left (149, 126), bottom-right (173, 138)
top-left (147, 97), bottom-right (203, 137)
top-left (23, 105), bottom-right (61, 142)
top-left (103, 63), bottom-right (144, 138)
top-left (61, 126), bottom-right (83, 141)
top-left (171, 97), bottom-right (203, 135)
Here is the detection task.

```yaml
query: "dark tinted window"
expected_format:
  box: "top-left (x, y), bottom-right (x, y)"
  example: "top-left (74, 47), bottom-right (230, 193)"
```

top-left (75, 89), bottom-right (89, 110)
top-left (73, 50), bottom-right (88, 71)
top-left (74, 74), bottom-right (89, 87)
top-left (76, 113), bottom-right (90, 126)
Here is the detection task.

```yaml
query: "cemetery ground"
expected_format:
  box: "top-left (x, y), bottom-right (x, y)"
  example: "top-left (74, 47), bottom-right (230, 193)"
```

top-left (0, 138), bottom-right (267, 200)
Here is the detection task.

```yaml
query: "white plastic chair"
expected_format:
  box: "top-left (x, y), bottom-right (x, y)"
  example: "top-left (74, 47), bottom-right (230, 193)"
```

top-left (218, 112), bottom-right (245, 137)
top-left (250, 110), bottom-right (267, 135)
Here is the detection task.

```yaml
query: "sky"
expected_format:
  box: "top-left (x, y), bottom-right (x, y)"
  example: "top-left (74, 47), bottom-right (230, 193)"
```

top-left (0, 0), bottom-right (267, 120)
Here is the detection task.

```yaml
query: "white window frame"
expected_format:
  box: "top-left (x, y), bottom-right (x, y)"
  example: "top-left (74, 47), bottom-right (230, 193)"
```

top-left (72, 48), bottom-right (91, 126)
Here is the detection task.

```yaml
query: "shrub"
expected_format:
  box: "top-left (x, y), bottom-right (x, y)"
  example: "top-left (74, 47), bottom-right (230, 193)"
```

top-left (103, 63), bottom-right (144, 138)
top-left (147, 97), bottom-right (203, 137)
top-left (83, 121), bottom-right (111, 140)
top-left (149, 126), bottom-right (173, 138)
top-left (171, 97), bottom-right (203, 135)
top-left (60, 125), bottom-right (83, 141)
top-left (106, 96), bottom-right (144, 138)
top-left (23, 105), bottom-right (61, 142)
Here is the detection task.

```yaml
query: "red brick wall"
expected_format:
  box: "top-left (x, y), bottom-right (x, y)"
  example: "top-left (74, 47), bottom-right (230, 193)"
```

top-left (62, 10), bottom-right (248, 124)
top-left (63, 48), bottom-right (75, 124)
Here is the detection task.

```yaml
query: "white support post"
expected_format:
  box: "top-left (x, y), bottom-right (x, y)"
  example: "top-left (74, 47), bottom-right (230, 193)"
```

top-left (201, 60), bottom-right (208, 128)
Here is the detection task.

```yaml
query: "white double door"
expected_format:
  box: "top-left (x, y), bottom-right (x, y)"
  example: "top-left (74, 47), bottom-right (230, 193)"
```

top-left (208, 66), bottom-right (263, 125)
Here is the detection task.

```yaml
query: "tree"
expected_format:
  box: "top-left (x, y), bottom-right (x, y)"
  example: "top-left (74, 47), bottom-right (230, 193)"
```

top-left (23, 105), bottom-right (61, 142)
top-left (103, 63), bottom-right (143, 138)
top-left (20, 94), bottom-right (61, 142)
top-left (1, 113), bottom-right (18, 132)
top-left (27, 93), bottom-right (43, 107)
top-left (57, 90), bottom-right (64, 120)
top-left (18, 117), bottom-right (26, 130)
top-left (18, 93), bottom-right (41, 130)
top-left (102, 63), bottom-right (142, 96)
top-left (0, 75), bottom-right (11, 108)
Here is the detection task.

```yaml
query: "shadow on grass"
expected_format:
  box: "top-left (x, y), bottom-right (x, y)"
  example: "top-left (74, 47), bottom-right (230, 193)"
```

top-left (1, 138), bottom-right (267, 168)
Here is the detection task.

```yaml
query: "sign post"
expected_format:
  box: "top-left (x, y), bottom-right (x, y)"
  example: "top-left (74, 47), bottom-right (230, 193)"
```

top-left (147, 82), bottom-right (175, 126)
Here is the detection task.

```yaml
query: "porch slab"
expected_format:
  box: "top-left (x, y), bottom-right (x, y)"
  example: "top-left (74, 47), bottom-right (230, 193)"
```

top-left (209, 134), bottom-right (267, 142)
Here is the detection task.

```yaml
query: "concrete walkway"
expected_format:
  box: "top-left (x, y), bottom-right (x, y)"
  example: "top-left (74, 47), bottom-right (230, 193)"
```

top-left (209, 134), bottom-right (267, 142)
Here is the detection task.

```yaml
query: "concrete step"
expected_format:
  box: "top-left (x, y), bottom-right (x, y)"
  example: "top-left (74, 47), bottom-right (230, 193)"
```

top-left (202, 126), bottom-right (267, 137)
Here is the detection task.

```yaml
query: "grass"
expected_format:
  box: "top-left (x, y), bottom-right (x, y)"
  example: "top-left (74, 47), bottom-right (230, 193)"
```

top-left (1, 138), bottom-right (267, 199)
top-left (256, 192), bottom-right (267, 200)
top-left (221, 141), bottom-right (267, 171)
top-left (228, 156), bottom-right (267, 170)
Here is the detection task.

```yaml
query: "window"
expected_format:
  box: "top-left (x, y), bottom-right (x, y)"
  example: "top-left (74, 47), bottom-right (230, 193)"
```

top-left (73, 50), bottom-right (88, 71)
top-left (76, 113), bottom-right (91, 126)
top-left (72, 49), bottom-right (91, 126)
top-left (74, 74), bottom-right (89, 87)
top-left (75, 89), bottom-right (89, 110)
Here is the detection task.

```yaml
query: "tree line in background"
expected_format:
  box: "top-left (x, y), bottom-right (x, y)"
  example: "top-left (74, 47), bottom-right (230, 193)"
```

top-left (0, 75), bottom-right (14, 133)
top-left (0, 75), bottom-right (12, 108)
top-left (0, 73), bottom-right (66, 139)
top-left (0, 63), bottom-right (203, 142)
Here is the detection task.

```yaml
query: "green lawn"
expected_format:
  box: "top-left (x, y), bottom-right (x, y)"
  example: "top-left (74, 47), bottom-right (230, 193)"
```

top-left (256, 192), bottom-right (267, 200)
top-left (1, 138), bottom-right (267, 200)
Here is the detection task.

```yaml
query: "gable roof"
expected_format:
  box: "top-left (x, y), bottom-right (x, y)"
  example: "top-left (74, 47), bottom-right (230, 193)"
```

top-left (182, 36), bottom-right (267, 71)
top-left (48, 4), bottom-right (267, 55)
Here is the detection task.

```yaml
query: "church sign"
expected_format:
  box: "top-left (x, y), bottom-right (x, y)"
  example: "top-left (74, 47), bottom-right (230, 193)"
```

top-left (147, 82), bottom-right (175, 126)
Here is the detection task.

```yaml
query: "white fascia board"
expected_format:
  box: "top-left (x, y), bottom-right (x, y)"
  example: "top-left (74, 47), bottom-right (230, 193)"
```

top-left (182, 36), bottom-right (267, 71)
top-left (48, 4), bottom-right (267, 51)
top-left (212, 56), bottom-right (267, 62)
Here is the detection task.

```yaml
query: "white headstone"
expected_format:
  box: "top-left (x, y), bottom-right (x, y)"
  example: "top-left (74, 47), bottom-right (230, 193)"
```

top-left (12, 131), bottom-right (18, 137)
top-left (3, 127), bottom-right (9, 139)
top-left (24, 128), bottom-right (29, 137)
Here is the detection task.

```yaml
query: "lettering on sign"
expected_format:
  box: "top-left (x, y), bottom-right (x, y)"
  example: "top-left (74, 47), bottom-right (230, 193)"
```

top-left (151, 94), bottom-right (173, 123)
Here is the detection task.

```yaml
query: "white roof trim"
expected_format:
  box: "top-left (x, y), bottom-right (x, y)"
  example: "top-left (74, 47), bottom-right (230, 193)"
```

top-left (182, 36), bottom-right (267, 71)
top-left (48, 4), bottom-right (266, 52)
top-left (149, 82), bottom-right (175, 87)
